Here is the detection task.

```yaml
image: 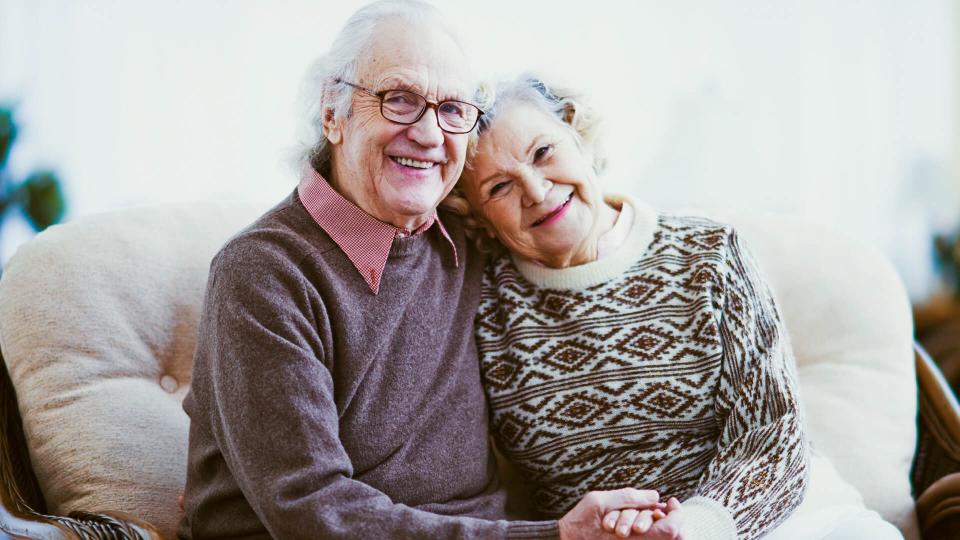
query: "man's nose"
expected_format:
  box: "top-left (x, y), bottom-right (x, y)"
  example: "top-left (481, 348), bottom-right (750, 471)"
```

top-left (407, 106), bottom-right (445, 147)
top-left (520, 171), bottom-right (551, 207)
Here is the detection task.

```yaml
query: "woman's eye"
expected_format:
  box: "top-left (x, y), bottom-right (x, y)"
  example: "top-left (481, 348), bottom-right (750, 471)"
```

top-left (533, 145), bottom-right (553, 162)
top-left (489, 181), bottom-right (510, 196)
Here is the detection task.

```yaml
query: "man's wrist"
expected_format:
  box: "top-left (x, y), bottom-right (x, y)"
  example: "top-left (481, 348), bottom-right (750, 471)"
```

top-left (507, 519), bottom-right (561, 540)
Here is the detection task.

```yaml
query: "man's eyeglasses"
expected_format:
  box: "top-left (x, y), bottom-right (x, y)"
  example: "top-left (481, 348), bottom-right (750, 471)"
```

top-left (336, 79), bottom-right (483, 134)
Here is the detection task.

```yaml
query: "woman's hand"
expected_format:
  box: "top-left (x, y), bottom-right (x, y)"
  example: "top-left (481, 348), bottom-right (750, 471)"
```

top-left (602, 507), bottom-right (665, 537)
top-left (601, 497), bottom-right (683, 538)
top-left (558, 488), bottom-right (664, 540)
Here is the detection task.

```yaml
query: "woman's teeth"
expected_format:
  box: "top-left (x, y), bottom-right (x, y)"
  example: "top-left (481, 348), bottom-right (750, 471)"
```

top-left (393, 157), bottom-right (435, 169)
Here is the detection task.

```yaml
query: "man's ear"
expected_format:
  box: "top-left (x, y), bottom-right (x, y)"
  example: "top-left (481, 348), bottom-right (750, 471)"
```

top-left (323, 106), bottom-right (343, 145)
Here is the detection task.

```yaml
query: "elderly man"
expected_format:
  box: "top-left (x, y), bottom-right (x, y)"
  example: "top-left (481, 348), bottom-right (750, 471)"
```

top-left (178, 1), bottom-right (661, 539)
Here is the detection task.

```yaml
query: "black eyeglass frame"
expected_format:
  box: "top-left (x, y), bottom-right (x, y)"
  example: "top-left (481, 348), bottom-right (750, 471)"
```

top-left (335, 78), bottom-right (484, 134)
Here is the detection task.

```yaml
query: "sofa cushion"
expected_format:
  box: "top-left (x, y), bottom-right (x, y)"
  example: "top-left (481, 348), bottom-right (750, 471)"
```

top-left (728, 214), bottom-right (918, 539)
top-left (0, 203), bottom-right (920, 539)
top-left (765, 451), bottom-right (903, 539)
top-left (0, 202), bottom-right (265, 539)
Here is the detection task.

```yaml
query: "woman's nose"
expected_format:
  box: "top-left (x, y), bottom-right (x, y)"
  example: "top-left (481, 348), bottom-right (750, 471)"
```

top-left (520, 172), bottom-right (551, 207)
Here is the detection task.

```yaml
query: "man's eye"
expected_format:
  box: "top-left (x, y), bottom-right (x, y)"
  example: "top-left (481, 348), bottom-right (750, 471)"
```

top-left (438, 102), bottom-right (467, 119)
top-left (383, 91), bottom-right (419, 107)
top-left (533, 145), bottom-right (553, 162)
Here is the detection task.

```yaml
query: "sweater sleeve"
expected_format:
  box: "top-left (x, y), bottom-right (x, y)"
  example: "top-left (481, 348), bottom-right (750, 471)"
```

top-left (684, 230), bottom-right (809, 540)
top-left (192, 244), bottom-right (559, 540)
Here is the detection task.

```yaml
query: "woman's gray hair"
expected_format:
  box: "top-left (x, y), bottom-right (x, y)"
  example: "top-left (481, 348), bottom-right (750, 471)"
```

top-left (441, 74), bottom-right (606, 238)
top-left (297, 0), bottom-right (466, 175)
top-left (467, 74), bottom-right (606, 175)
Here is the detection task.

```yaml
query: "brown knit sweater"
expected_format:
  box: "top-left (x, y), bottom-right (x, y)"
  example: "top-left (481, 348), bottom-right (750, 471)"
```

top-left (477, 198), bottom-right (808, 540)
top-left (178, 191), bottom-right (558, 539)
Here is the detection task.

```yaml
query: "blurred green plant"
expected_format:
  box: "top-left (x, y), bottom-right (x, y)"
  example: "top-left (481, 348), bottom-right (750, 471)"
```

top-left (0, 107), bottom-right (67, 250)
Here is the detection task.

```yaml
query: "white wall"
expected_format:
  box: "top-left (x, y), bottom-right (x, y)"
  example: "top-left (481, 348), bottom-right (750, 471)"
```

top-left (1, 0), bottom-right (957, 299)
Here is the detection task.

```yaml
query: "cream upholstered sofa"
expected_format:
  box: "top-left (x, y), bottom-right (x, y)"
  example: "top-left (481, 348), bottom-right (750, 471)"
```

top-left (0, 202), bottom-right (958, 539)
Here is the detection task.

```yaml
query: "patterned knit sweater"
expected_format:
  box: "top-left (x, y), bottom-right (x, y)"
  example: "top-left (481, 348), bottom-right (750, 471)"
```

top-left (476, 195), bottom-right (809, 540)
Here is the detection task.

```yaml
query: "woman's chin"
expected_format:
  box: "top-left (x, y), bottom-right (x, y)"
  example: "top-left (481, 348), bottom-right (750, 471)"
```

top-left (523, 242), bottom-right (585, 268)
top-left (530, 229), bottom-right (588, 261)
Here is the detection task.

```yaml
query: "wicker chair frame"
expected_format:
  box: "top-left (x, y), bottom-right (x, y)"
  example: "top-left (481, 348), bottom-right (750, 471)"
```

top-left (1, 345), bottom-right (959, 539)
top-left (914, 344), bottom-right (960, 538)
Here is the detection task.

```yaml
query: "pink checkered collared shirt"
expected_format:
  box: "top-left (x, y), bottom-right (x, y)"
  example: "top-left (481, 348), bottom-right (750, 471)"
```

top-left (297, 168), bottom-right (459, 295)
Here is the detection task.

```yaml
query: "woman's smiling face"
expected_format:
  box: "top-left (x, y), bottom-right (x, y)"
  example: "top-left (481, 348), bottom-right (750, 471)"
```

top-left (462, 102), bottom-right (608, 267)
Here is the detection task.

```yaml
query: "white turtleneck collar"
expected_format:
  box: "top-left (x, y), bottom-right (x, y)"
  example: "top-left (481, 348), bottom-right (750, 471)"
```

top-left (511, 194), bottom-right (659, 290)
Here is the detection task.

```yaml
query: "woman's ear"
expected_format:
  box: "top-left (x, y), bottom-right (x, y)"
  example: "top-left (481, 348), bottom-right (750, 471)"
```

top-left (323, 106), bottom-right (343, 145)
top-left (561, 101), bottom-right (577, 125)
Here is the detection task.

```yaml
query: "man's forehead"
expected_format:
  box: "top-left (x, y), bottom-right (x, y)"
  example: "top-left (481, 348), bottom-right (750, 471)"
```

top-left (376, 68), bottom-right (473, 97)
top-left (358, 21), bottom-right (475, 98)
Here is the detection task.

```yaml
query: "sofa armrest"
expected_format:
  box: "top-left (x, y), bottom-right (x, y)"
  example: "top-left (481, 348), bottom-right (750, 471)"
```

top-left (913, 343), bottom-right (960, 539)
top-left (1, 347), bottom-right (45, 509)
top-left (1, 349), bottom-right (163, 539)
top-left (0, 346), bottom-right (66, 538)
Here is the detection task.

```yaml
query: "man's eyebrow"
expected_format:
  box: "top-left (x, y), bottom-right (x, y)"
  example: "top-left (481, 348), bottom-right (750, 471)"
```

top-left (377, 76), bottom-right (469, 101)
top-left (379, 77), bottom-right (420, 93)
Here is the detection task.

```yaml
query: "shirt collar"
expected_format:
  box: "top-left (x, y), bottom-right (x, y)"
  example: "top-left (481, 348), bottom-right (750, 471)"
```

top-left (297, 167), bottom-right (459, 294)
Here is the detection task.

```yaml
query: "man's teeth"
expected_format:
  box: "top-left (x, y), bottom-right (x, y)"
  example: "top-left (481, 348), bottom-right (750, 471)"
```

top-left (394, 157), bottom-right (435, 169)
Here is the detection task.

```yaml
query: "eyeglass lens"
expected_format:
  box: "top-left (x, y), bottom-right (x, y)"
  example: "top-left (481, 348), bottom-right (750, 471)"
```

top-left (380, 90), bottom-right (479, 133)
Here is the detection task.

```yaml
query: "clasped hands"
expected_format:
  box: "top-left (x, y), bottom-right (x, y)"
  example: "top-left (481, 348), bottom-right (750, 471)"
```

top-left (180, 487), bottom-right (683, 538)
top-left (559, 489), bottom-right (683, 540)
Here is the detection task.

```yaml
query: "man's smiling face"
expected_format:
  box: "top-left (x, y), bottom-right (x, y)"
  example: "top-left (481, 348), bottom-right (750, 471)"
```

top-left (326, 20), bottom-right (473, 230)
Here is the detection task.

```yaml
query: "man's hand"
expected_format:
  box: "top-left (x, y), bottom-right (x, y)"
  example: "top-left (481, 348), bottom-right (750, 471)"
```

top-left (558, 488), bottom-right (664, 540)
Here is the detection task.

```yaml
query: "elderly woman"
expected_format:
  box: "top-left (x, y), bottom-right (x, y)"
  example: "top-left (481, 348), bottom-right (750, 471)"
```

top-left (447, 76), bottom-right (811, 540)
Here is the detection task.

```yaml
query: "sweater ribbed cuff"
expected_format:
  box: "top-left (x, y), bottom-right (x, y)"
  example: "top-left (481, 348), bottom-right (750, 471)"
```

top-left (505, 519), bottom-right (560, 540)
top-left (682, 496), bottom-right (737, 540)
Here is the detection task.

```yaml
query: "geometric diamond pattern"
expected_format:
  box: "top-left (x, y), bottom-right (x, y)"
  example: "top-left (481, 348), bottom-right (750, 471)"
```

top-left (683, 263), bottom-right (723, 293)
top-left (614, 325), bottom-right (678, 361)
top-left (540, 339), bottom-right (599, 373)
top-left (476, 213), bottom-right (808, 539)
top-left (535, 290), bottom-right (587, 319)
top-left (603, 274), bottom-right (665, 308)
top-left (544, 391), bottom-right (614, 429)
top-left (481, 352), bottom-right (524, 391)
top-left (629, 382), bottom-right (697, 417)
top-left (495, 411), bottom-right (531, 446)
top-left (594, 460), bottom-right (656, 490)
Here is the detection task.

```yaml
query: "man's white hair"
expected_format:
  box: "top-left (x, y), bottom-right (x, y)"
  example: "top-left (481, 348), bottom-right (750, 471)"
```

top-left (297, 0), bottom-right (467, 175)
